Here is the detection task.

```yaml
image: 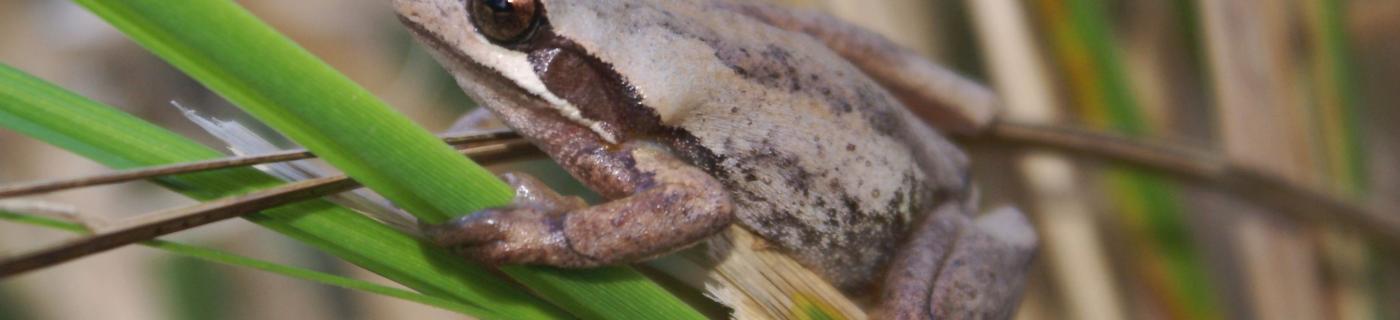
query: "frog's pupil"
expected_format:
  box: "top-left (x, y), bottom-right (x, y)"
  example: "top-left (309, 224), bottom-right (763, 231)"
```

top-left (483, 0), bottom-right (512, 12)
top-left (469, 0), bottom-right (539, 45)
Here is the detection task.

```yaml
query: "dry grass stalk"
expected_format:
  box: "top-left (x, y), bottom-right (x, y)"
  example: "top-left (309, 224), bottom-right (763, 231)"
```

top-left (1198, 0), bottom-right (1328, 318)
top-left (967, 1), bottom-right (1126, 319)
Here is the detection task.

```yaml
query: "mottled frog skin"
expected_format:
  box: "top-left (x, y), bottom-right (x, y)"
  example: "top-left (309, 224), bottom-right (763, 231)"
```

top-left (394, 0), bottom-right (1033, 318)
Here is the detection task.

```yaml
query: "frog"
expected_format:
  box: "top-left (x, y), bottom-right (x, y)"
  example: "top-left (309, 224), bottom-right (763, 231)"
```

top-left (391, 0), bottom-right (1037, 318)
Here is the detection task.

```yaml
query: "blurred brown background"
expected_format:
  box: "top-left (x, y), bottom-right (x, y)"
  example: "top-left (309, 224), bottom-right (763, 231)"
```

top-left (1, 0), bottom-right (1396, 319)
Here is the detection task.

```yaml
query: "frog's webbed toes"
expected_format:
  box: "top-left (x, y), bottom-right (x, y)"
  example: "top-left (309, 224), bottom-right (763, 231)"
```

top-left (426, 208), bottom-right (511, 246)
top-left (427, 206), bottom-right (597, 267)
top-left (423, 172), bottom-right (595, 266)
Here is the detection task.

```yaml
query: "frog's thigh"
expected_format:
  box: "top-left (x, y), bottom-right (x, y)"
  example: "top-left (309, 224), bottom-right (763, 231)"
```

top-left (719, 2), bottom-right (999, 134)
top-left (877, 204), bottom-right (1037, 320)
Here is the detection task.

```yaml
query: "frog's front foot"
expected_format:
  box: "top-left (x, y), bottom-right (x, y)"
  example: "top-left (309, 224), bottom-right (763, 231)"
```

top-left (426, 158), bottom-right (735, 268)
top-left (425, 173), bottom-right (597, 267)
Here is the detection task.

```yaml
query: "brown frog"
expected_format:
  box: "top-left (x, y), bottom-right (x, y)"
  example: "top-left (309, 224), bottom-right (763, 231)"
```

top-left (392, 0), bottom-right (1037, 318)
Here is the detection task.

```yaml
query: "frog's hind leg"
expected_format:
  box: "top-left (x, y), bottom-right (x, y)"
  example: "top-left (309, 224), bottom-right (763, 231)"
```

top-left (876, 203), bottom-right (1037, 320)
top-left (718, 2), bottom-right (1000, 134)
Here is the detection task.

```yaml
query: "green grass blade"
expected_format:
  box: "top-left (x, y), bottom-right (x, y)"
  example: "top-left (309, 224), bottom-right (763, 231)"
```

top-left (45, 0), bottom-right (704, 316)
top-left (72, 0), bottom-right (510, 223)
top-left (0, 287), bottom-right (33, 320)
top-left (0, 210), bottom-right (492, 317)
top-left (1308, 0), bottom-right (1368, 196)
top-left (163, 255), bottom-right (233, 320)
top-left (0, 63), bottom-right (562, 319)
top-left (1306, 1), bottom-right (1382, 317)
top-left (1036, 0), bottom-right (1224, 319)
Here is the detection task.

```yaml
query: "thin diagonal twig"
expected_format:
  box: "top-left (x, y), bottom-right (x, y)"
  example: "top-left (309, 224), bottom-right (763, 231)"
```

top-left (0, 140), bottom-right (541, 278)
top-left (981, 121), bottom-right (1400, 248)
top-left (0, 175), bottom-right (359, 277)
top-left (0, 210), bottom-right (494, 316)
top-left (0, 130), bottom-right (521, 199)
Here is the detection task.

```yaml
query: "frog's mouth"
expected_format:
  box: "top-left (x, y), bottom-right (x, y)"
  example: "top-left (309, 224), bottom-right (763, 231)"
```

top-left (396, 13), bottom-right (577, 133)
top-left (391, 0), bottom-right (621, 143)
top-left (395, 14), bottom-right (545, 112)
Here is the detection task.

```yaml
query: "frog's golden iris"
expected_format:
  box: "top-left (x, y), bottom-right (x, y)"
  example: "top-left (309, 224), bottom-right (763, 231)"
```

top-left (468, 0), bottom-right (541, 44)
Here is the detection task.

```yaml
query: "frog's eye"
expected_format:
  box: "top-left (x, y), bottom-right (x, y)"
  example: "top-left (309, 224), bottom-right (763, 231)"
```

top-left (468, 0), bottom-right (541, 45)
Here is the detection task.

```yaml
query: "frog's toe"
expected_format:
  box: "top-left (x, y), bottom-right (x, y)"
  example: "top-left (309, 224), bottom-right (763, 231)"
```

top-left (426, 206), bottom-right (595, 267)
top-left (426, 208), bottom-right (513, 247)
top-left (421, 172), bottom-right (599, 265)
top-left (456, 233), bottom-right (570, 267)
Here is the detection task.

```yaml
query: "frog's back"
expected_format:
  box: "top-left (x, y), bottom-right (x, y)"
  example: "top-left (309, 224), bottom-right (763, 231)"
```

top-left (544, 0), bottom-right (969, 290)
